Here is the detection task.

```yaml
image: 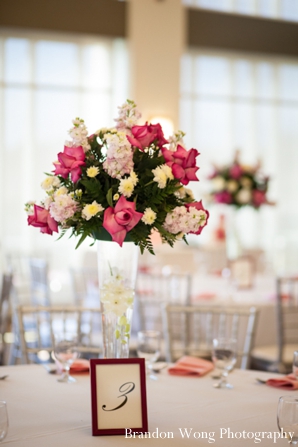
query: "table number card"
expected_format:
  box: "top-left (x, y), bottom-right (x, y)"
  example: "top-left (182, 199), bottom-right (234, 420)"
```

top-left (90, 358), bottom-right (148, 436)
top-left (230, 256), bottom-right (255, 289)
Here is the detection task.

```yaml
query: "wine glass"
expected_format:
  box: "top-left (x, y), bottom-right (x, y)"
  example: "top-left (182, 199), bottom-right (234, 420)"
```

top-left (0, 401), bottom-right (8, 442)
top-left (212, 337), bottom-right (237, 389)
top-left (293, 351), bottom-right (298, 379)
top-left (137, 330), bottom-right (161, 380)
top-left (53, 334), bottom-right (79, 383)
top-left (277, 395), bottom-right (298, 444)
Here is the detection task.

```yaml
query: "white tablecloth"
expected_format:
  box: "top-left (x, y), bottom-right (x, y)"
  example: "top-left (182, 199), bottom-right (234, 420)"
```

top-left (0, 364), bottom-right (293, 446)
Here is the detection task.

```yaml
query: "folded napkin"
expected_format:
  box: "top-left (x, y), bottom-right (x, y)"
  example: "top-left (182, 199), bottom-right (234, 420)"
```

top-left (193, 292), bottom-right (216, 301)
top-left (168, 356), bottom-right (214, 377)
top-left (55, 359), bottom-right (90, 375)
top-left (70, 359), bottom-right (90, 374)
top-left (266, 374), bottom-right (298, 390)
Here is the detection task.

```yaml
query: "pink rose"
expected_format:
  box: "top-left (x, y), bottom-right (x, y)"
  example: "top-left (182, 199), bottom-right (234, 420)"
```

top-left (127, 123), bottom-right (168, 151)
top-left (53, 146), bottom-right (86, 183)
top-left (229, 164), bottom-right (243, 179)
top-left (253, 190), bottom-right (267, 208)
top-left (28, 204), bottom-right (59, 235)
top-left (103, 196), bottom-right (143, 247)
top-left (162, 144), bottom-right (199, 185)
top-left (214, 191), bottom-right (232, 204)
top-left (185, 201), bottom-right (209, 235)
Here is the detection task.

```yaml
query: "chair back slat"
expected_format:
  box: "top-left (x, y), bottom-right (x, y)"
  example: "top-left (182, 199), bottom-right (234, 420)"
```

top-left (276, 276), bottom-right (298, 367)
top-left (162, 305), bottom-right (259, 369)
top-left (14, 305), bottom-right (102, 364)
top-left (29, 258), bottom-right (50, 306)
top-left (135, 271), bottom-right (191, 334)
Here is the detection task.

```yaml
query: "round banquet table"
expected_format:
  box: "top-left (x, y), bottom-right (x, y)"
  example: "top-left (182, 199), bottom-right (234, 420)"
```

top-left (0, 363), bottom-right (293, 446)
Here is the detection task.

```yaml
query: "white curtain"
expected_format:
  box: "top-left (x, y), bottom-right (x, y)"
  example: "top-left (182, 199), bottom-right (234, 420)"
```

top-left (0, 30), bottom-right (129, 270)
top-left (180, 49), bottom-right (298, 273)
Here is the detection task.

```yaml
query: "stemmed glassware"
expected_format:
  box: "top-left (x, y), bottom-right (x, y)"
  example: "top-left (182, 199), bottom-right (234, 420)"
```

top-left (137, 330), bottom-right (161, 380)
top-left (277, 396), bottom-right (298, 444)
top-left (53, 334), bottom-right (79, 383)
top-left (0, 401), bottom-right (8, 442)
top-left (212, 338), bottom-right (237, 389)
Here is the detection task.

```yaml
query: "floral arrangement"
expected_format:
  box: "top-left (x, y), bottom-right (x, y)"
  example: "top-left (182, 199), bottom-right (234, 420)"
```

top-left (25, 100), bottom-right (209, 253)
top-left (208, 152), bottom-right (271, 209)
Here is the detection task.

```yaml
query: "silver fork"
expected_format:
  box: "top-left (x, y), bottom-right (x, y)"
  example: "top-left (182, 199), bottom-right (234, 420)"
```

top-left (0, 375), bottom-right (9, 380)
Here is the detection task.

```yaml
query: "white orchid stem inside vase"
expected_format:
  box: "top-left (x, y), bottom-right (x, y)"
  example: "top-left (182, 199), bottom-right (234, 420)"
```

top-left (100, 264), bottom-right (134, 353)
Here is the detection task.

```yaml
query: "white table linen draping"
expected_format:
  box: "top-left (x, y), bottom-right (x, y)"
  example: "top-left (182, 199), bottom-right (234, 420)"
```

top-left (0, 364), bottom-right (292, 446)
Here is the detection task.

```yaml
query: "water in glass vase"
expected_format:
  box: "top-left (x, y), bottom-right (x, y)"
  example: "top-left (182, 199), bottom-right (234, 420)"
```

top-left (97, 240), bottom-right (139, 358)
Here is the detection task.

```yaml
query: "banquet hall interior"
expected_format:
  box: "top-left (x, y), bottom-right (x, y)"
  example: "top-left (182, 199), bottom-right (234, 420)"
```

top-left (0, 0), bottom-right (298, 374)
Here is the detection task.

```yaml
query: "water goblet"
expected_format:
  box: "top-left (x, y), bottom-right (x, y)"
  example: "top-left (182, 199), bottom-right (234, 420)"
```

top-left (137, 330), bottom-right (161, 380)
top-left (53, 334), bottom-right (79, 383)
top-left (0, 401), bottom-right (8, 442)
top-left (277, 395), bottom-right (298, 444)
top-left (293, 351), bottom-right (298, 379)
top-left (212, 338), bottom-right (237, 389)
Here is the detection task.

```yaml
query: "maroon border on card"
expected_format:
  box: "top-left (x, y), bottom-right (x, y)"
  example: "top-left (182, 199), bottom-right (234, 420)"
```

top-left (90, 358), bottom-right (148, 436)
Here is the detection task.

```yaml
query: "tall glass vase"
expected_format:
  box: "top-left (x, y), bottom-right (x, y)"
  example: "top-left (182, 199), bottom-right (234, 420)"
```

top-left (97, 240), bottom-right (139, 358)
top-left (225, 206), bottom-right (242, 261)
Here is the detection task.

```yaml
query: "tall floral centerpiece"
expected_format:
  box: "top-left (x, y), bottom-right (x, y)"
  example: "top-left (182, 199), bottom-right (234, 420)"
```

top-left (209, 152), bottom-right (271, 209)
top-left (26, 100), bottom-right (209, 358)
top-left (208, 151), bottom-right (272, 258)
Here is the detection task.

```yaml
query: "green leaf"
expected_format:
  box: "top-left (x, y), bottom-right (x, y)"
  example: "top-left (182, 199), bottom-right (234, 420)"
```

top-left (119, 316), bottom-right (127, 326)
top-left (106, 188), bottom-right (113, 207)
top-left (75, 232), bottom-right (89, 249)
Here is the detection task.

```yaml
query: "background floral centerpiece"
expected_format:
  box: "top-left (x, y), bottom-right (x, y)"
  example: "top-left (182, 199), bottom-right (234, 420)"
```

top-left (25, 99), bottom-right (209, 252)
top-left (208, 151), bottom-right (272, 209)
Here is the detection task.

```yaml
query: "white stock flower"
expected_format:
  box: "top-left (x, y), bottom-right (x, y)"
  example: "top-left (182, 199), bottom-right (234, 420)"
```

top-left (142, 208), bottom-right (157, 225)
top-left (49, 194), bottom-right (77, 222)
top-left (43, 196), bottom-right (53, 210)
top-left (114, 100), bottom-right (141, 129)
top-left (167, 130), bottom-right (185, 152)
top-left (82, 201), bottom-right (104, 220)
top-left (68, 117), bottom-right (90, 152)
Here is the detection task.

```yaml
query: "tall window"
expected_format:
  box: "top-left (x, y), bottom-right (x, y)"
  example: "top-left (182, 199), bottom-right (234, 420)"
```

top-left (180, 49), bottom-right (298, 272)
top-left (183, 0), bottom-right (298, 22)
top-left (0, 30), bottom-right (129, 260)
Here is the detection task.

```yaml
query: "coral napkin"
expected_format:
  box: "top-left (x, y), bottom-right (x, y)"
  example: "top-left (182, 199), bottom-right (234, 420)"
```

top-left (55, 359), bottom-right (90, 375)
top-left (193, 292), bottom-right (216, 301)
top-left (70, 359), bottom-right (90, 374)
top-left (266, 374), bottom-right (298, 390)
top-left (168, 356), bottom-right (214, 377)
